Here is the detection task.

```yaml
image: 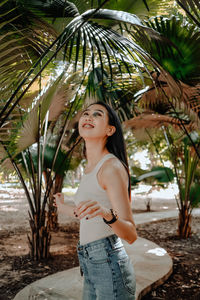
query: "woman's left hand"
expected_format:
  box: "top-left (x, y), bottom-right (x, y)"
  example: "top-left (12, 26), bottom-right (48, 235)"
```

top-left (75, 200), bottom-right (108, 220)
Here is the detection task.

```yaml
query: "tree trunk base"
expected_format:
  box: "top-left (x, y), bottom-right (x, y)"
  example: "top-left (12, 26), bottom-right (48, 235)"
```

top-left (28, 213), bottom-right (51, 260)
top-left (178, 207), bottom-right (192, 239)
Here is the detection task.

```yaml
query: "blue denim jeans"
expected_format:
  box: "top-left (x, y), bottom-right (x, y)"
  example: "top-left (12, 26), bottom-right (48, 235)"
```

top-left (77, 235), bottom-right (136, 300)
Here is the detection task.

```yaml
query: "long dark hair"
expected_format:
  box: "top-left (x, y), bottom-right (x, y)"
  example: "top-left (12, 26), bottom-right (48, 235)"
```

top-left (84, 101), bottom-right (131, 198)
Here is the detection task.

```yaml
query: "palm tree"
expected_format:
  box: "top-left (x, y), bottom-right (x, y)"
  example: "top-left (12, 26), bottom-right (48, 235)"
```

top-left (123, 11), bottom-right (200, 238)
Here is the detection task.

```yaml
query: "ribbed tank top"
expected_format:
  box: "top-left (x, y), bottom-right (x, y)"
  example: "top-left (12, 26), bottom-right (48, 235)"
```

top-left (74, 153), bottom-right (116, 245)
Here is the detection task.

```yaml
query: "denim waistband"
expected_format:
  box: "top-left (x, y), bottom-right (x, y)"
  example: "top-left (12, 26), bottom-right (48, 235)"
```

top-left (77, 234), bottom-right (122, 253)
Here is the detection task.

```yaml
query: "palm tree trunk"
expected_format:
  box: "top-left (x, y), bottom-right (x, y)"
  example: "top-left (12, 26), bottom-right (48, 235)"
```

top-left (55, 173), bottom-right (64, 193)
top-left (48, 173), bottom-right (64, 230)
top-left (178, 204), bottom-right (192, 238)
top-left (28, 211), bottom-right (51, 260)
top-left (43, 170), bottom-right (64, 230)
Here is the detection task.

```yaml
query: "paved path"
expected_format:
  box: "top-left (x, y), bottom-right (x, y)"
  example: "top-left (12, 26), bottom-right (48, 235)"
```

top-left (134, 208), bottom-right (200, 225)
top-left (14, 208), bottom-right (200, 300)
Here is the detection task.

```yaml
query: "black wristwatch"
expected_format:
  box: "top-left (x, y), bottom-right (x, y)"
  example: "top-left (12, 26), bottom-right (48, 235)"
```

top-left (103, 209), bottom-right (118, 226)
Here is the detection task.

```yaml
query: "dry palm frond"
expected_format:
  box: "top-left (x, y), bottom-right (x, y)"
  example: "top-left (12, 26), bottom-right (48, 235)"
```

top-left (48, 70), bottom-right (82, 121)
top-left (16, 73), bottom-right (66, 152)
top-left (0, 142), bottom-right (14, 172)
top-left (0, 143), bottom-right (7, 162)
top-left (139, 72), bottom-right (200, 125)
top-left (15, 70), bottom-right (82, 153)
top-left (48, 81), bottom-right (79, 121)
top-left (0, 157), bottom-right (15, 172)
top-left (129, 127), bottom-right (157, 142)
top-left (18, 91), bottom-right (39, 109)
top-left (16, 105), bottom-right (39, 153)
top-left (48, 87), bottom-right (68, 122)
top-left (124, 112), bottom-right (197, 131)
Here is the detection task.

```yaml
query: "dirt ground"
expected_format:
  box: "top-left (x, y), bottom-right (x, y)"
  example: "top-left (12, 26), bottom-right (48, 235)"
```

top-left (0, 188), bottom-right (200, 300)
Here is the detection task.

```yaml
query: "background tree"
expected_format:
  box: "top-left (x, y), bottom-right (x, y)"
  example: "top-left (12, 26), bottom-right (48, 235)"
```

top-left (121, 2), bottom-right (200, 238)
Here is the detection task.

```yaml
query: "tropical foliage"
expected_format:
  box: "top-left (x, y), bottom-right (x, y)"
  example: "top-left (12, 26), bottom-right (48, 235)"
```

top-left (0, 0), bottom-right (170, 259)
top-left (1, 0), bottom-right (200, 260)
top-left (123, 0), bottom-right (200, 237)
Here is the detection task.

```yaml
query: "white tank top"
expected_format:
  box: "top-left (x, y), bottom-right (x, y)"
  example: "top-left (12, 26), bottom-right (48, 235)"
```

top-left (74, 153), bottom-right (116, 245)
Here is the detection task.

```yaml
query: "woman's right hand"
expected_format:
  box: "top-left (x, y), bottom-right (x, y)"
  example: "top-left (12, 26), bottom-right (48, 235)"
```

top-left (53, 192), bottom-right (64, 208)
top-left (53, 192), bottom-right (78, 218)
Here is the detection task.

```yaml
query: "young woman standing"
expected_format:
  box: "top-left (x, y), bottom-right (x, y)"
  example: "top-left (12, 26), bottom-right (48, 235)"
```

top-left (54, 101), bottom-right (137, 300)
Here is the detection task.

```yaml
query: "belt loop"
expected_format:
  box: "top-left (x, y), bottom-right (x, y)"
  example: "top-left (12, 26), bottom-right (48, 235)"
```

top-left (84, 247), bottom-right (89, 257)
top-left (107, 234), bottom-right (117, 249)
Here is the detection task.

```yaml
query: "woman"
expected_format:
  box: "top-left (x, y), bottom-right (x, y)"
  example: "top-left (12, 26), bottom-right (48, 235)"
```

top-left (54, 101), bottom-right (137, 300)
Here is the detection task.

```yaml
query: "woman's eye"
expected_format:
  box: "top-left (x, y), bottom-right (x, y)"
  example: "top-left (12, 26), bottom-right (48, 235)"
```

top-left (82, 111), bottom-right (89, 116)
top-left (93, 112), bottom-right (102, 117)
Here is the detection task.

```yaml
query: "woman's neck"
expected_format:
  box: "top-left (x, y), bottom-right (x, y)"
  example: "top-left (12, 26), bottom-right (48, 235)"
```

top-left (85, 140), bottom-right (109, 167)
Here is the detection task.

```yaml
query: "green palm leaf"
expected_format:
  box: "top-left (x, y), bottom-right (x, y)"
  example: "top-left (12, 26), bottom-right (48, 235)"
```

top-left (129, 15), bottom-right (200, 130)
top-left (104, 0), bottom-right (174, 17)
top-left (0, 0), bottom-right (57, 104)
top-left (132, 16), bottom-right (200, 83)
top-left (177, 0), bottom-right (200, 26)
top-left (58, 12), bottom-right (158, 77)
top-left (17, 0), bottom-right (80, 18)
top-left (137, 166), bottom-right (174, 183)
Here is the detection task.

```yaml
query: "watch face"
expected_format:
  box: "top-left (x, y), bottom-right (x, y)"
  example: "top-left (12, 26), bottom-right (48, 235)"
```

top-left (111, 209), bottom-right (118, 219)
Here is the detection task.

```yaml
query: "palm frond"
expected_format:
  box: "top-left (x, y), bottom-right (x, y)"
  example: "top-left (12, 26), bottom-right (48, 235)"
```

top-left (131, 16), bottom-right (200, 84)
top-left (16, 105), bottom-right (39, 152)
top-left (58, 12), bottom-right (159, 79)
top-left (124, 112), bottom-right (197, 131)
top-left (0, 0), bottom-right (58, 104)
top-left (177, 0), bottom-right (200, 26)
top-left (104, 0), bottom-right (177, 17)
top-left (15, 73), bottom-right (64, 152)
top-left (1, 0), bottom-right (180, 134)
top-left (0, 142), bottom-right (7, 161)
top-left (48, 71), bottom-right (82, 121)
top-left (138, 72), bottom-right (200, 126)
top-left (0, 157), bottom-right (15, 172)
top-left (17, 0), bottom-right (80, 18)
top-left (15, 70), bottom-right (82, 153)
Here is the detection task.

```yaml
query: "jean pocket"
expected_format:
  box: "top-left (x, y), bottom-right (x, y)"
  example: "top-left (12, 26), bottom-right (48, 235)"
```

top-left (118, 258), bottom-right (136, 295)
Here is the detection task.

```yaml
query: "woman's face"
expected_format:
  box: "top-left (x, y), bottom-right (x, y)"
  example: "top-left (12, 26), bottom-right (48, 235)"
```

top-left (78, 104), bottom-right (115, 140)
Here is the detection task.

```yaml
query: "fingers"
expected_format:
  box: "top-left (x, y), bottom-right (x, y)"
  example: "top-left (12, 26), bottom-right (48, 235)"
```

top-left (73, 208), bottom-right (78, 218)
top-left (86, 208), bottom-right (102, 220)
top-left (75, 201), bottom-right (103, 220)
top-left (79, 204), bottom-right (99, 219)
top-left (53, 193), bottom-right (64, 205)
top-left (76, 200), bottom-right (94, 210)
top-left (76, 200), bottom-right (96, 215)
top-left (53, 193), bottom-right (61, 199)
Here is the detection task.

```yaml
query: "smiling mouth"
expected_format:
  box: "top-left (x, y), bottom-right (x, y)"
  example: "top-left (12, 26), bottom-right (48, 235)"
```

top-left (83, 124), bottom-right (94, 128)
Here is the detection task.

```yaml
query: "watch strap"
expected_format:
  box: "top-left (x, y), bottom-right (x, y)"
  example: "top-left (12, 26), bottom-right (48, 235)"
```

top-left (103, 209), bottom-right (118, 225)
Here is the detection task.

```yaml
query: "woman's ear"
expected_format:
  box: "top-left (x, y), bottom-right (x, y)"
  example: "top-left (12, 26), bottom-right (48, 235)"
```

top-left (107, 126), bottom-right (116, 136)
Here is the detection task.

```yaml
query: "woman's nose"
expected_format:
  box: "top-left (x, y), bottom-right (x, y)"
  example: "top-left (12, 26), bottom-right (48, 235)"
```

top-left (85, 113), bottom-right (92, 121)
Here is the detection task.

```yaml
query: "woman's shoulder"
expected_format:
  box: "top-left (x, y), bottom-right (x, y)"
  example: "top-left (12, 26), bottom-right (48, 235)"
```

top-left (101, 155), bottom-right (127, 178)
top-left (97, 154), bottom-right (128, 190)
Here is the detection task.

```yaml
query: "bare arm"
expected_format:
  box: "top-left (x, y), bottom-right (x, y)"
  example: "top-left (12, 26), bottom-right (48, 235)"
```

top-left (100, 161), bottom-right (137, 244)
top-left (53, 193), bottom-right (76, 218)
top-left (76, 159), bottom-right (137, 244)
